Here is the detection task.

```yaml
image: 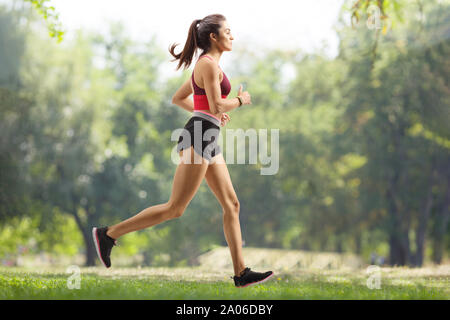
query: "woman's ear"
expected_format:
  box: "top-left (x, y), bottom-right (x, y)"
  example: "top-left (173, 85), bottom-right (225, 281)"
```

top-left (210, 32), bottom-right (218, 43)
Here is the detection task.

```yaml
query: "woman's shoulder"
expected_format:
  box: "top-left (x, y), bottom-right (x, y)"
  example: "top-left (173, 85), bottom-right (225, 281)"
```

top-left (193, 56), bottom-right (221, 78)
top-left (195, 55), bottom-right (218, 70)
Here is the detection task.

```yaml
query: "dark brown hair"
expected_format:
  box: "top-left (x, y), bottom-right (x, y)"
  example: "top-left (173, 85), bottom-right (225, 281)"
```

top-left (169, 14), bottom-right (226, 71)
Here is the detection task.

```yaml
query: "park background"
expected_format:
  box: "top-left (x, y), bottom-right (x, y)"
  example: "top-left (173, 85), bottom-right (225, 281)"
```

top-left (0, 0), bottom-right (449, 282)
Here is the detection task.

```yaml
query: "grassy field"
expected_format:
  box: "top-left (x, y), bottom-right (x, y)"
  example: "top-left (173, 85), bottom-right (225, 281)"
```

top-left (0, 265), bottom-right (448, 300)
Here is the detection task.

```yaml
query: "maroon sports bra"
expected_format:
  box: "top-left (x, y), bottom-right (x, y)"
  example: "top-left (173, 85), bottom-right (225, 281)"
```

top-left (192, 55), bottom-right (231, 117)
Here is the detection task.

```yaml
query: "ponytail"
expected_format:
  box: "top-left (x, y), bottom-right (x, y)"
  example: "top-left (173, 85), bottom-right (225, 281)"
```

top-left (168, 19), bottom-right (201, 71)
top-left (169, 14), bottom-right (226, 71)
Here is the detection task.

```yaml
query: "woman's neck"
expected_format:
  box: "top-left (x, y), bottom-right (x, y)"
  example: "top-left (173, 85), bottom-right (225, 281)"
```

top-left (203, 50), bottom-right (222, 65)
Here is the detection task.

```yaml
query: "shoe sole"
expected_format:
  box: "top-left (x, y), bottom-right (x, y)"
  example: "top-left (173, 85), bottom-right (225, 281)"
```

top-left (236, 272), bottom-right (275, 288)
top-left (92, 227), bottom-right (108, 268)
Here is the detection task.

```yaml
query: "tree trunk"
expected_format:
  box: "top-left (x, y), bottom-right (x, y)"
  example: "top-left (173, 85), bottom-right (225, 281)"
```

top-left (389, 232), bottom-right (411, 266)
top-left (389, 233), bottom-right (399, 265)
top-left (432, 174), bottom-right (449, 264)
top-left (82, 227), bottom-right (96, 266)
top-left (386, 172), bottom-right (410, 266)
top-left (335, 236), bottom-right (343, 253)
top-left (71, 209), bottom-right (97, 266)
top-left (414, 170), bottom-right (435, 267)
top-left (432, 207), bottom-right (448, 263)
top-left (355, 233), bottom-right (362, 255)
top-left (400, 231), bottom-right (411, 266)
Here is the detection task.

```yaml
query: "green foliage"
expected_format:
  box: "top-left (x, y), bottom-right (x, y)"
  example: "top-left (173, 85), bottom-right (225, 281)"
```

top-left (348, 0), bottom-right (404, 29)
top-left (0, 211), bottom-right (82, 258)
top-left (0, 217), bottom-right (39, 257)
top-left (25, 0), bottom-right (64, 42)
top-left (0, 0), bottom-right (448, 268)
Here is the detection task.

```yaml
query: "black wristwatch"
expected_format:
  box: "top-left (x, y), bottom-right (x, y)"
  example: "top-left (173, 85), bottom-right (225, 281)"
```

top-left (237, 96), bottom-right (243, 107)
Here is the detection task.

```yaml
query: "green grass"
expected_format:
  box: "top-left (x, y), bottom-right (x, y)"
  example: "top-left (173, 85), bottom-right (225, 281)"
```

top-left (0, 266), bottom-right (448, 300)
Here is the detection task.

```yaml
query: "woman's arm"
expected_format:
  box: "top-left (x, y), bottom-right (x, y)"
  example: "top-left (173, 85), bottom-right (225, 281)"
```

top-left (173, 97), bottom-right (194, 113)
top-left (202, 62), bottom-right (241, 113)
top-left (172, 77), bottom-right (194, 112)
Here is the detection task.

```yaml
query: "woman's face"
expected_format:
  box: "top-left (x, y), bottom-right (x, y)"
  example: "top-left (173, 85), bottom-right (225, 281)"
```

top-left (214, 20), bottom-right (234, 51)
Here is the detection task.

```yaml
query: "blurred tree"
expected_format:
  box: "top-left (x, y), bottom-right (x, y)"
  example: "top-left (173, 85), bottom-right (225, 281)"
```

top-left (0, 6), bottom-right (33, 222)
top-left (338, 0), bottom-right (449, 266)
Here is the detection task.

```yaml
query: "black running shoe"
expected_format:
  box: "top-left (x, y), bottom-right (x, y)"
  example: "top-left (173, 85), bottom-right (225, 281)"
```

top-left (92, 226), bottom-right (117, 268)
top-left (233, 267), bottom-right (274, 288)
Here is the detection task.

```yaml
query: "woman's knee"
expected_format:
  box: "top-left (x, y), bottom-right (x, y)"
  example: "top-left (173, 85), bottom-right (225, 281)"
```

top-left (223, 198), bottom-right (240, 216)
top-left (167, 201), bottom-right (187, 219)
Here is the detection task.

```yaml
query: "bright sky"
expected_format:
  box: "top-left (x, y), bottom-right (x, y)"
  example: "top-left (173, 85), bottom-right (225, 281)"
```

top-left (51, 0), bottom-right (344, 58)
top-left (4, 0), bottom-right (346, 80)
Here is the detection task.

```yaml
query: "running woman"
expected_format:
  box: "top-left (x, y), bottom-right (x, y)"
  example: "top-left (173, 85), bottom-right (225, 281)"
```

top-left (92, 14), bottom-right (274, 288)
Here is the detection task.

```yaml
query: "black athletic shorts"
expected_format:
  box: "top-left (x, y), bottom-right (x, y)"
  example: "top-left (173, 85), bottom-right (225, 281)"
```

top-left (176, 111), bottom-right (222, 162)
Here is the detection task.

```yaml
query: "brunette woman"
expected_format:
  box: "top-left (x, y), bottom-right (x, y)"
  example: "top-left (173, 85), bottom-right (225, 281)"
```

top-left (93, 14), bottom-right (274, 288)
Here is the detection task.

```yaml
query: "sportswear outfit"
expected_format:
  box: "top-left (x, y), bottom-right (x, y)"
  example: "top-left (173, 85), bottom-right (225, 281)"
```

top-left (92, 55), bottom-right (274, 287)
top-left (176, 54), bottom-right (231, 161)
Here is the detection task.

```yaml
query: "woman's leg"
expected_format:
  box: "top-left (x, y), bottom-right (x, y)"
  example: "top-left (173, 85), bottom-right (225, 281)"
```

top-left (106, 147), bottom-right (210, 239)
top-left (204, 153), bottom-right (246, 277)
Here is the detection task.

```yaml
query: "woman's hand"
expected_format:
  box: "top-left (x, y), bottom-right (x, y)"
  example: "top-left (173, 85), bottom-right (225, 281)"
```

top-left (237, 84), bottom-right (252, 105)
top-left (220, 113), bottom-right (231, 127)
